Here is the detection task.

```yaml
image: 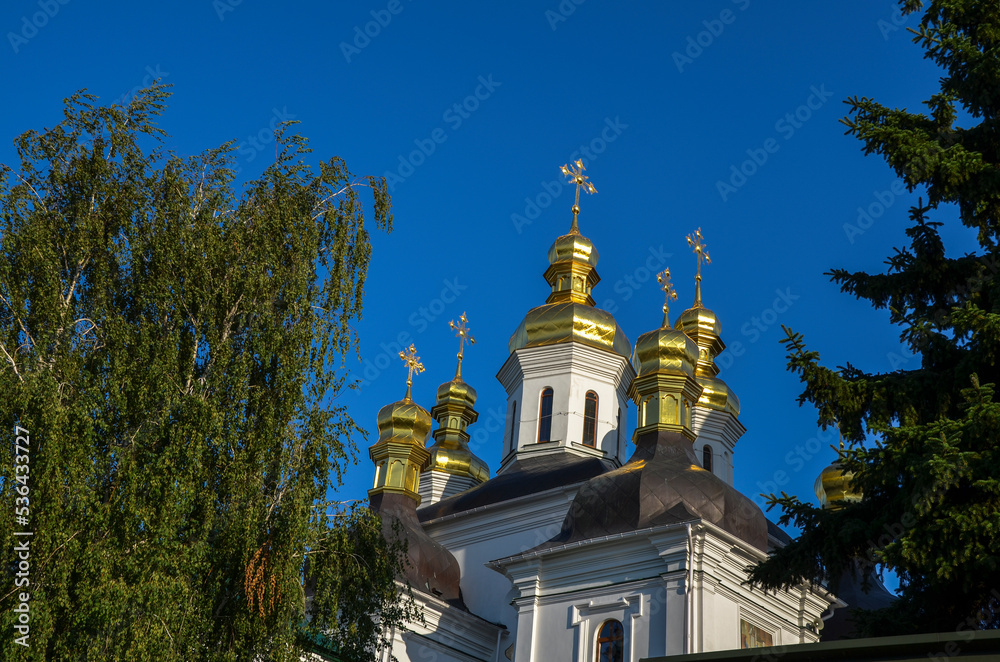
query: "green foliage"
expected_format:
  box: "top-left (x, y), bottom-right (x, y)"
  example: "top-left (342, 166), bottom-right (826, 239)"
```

top-left (748, 0), bottom-right (1000, 636)
top-left (0, 86), bottom-right (414, 660)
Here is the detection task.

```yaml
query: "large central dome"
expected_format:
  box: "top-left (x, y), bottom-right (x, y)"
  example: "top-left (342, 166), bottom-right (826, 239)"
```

top-left (509, 300), bottom-right (631, 356)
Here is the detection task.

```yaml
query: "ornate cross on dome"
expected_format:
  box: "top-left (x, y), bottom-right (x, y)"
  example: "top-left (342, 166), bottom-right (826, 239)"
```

top-left (560, 159), bottom-right (597, 234)
top-left (656, 268), bottom-right (678, 328)
top-left (399, 343), bottom-right (424, 402)
top-left (449, 312), bottom-right (475, 379)
top-left (686, 227), bottom-right (711, 308)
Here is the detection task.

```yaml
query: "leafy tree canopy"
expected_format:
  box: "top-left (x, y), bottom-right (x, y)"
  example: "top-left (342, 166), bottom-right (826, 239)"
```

top-left (748, 0), bottom-right (1000, 636)
top-left (0, 85), bottom-right (414, 661)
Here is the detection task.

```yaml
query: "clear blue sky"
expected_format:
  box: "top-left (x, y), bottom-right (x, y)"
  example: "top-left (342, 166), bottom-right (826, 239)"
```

top-left (2, 1), bottom-right (977, 540)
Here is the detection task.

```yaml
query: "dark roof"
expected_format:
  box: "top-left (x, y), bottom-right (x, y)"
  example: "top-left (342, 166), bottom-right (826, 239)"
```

top-left (767, 518), bottom-right (793, 546)
top-left (528, 429), bottom-right (770, 553)
top-left (417, 453), bottom-right (616, 523)
top-left (821, 566), bottom-right (897, 641)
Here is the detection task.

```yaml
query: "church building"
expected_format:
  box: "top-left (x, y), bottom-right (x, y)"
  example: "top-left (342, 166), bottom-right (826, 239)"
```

top-left (361, 162), bottom-right (848, 662)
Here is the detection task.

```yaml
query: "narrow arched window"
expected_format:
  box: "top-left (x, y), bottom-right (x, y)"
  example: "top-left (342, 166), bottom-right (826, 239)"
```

top-left (582, 391), bottom-right (598, 447)
top-left (703, 444), bottom-right (713, 473)
top-left (538, 388), bottom-right (553, 443)
top-left (509, 401), bottom-right (518, 451)
top-left (596, 619), bottom-right (624, 662)
top-left (616, 407), bottom-right (622, 452)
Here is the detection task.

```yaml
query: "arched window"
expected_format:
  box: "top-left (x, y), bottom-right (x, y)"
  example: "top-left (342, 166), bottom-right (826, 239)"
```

top-left (582, 391), bottom-right (598, 447)
top-left (596, 619), bottom-right (624, 662)
top-left (703, 444), bottom-right (713, 473)
top-left (616, 407), bottom-right (622, 453)
top-left (538, 388), bottom-right (553, 443)
top-left (509, 401), bottom-right (518, 451)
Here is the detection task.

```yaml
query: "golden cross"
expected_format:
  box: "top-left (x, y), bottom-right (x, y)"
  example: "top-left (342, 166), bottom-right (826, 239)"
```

top-left (560, 159), bottom-right (597, 234)
top-left (686, 227), bottom-right (711, 307)
top-left (398, 343), bottom-right (424, 401)
top-left (656, 268), bottom-right (678, 328)
top-left (449, 312), bottom-right (475, 379)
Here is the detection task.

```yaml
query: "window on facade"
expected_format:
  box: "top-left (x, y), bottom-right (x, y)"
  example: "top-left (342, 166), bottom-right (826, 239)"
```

top-left (616, 407), bottom-right (622, 451)
top-left (582, 391), bottom-right (598, 447)
top-left (703, 444), bottom-right (713, 473)
top-left (538, 388), bottom-right (553, 443)
top-left (596, 619), bottom-right (624, 662)
top-left (509, 401), bottom-right (518, 451)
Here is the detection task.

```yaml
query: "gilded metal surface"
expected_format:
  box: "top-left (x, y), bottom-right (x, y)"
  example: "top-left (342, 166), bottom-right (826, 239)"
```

top-left (815, 460), bottom-right (862, 510)
top-left (695, 373), bottom-right (740, 416)
top-left (656, 268), bottom-right (678, 328)
top-left (631, 326), bottom-right (698, 379)
top-left (508, 301), bottom-right (632, 357)
top-left (560, 159), bottom-right (597, 233)
top-left (448, 312), bottom-right (475, 380)
top-left (423, 316), bottom-right (490, 484)
top-left (369, 345), bottom-right (433, 502)
top-left (686, 227), bottom-right (711, 308)
top-left (398, 343), bottom-right (424, 402)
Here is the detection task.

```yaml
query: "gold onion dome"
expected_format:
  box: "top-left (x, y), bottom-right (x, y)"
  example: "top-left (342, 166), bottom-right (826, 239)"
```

top-left (424, 314), bottom-right (489, 485)
top-left (815, 457), bottom-right (862, 510)
top-left (629, 268), bottom-right (703, 440)
top-left (369, 345), bottom-right (432, 502)
top-left (673, 228), bottom-right (740, 416)
top-left (509, 161), bottom-right (630, 358)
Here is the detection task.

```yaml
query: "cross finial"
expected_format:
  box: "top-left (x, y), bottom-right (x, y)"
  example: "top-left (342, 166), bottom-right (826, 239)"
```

top-left (656, 268), bottom-right (678, 328)
top-left (560, 159), bottom-right (597, 234)
top-left (398, 343), bottom-right (424, 402)
top-left (448, 313), bottom-right (475, 380)
top-left (686, 227), bottom-right (711, 308)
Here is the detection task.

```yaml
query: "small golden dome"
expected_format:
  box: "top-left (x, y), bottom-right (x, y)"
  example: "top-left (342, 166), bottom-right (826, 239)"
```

top-left (436, 376), bottom-right (476, 408)
top-left (509, 302), bottom-right (631, 357)
top-left (814, 461), bottom-right (862, 510)
top-left (675, 305), bottom-right (722, 340)
top-left (547, 232), bottom-right (598, 268)
top-left (375, 398), bottom-right (432, 445)
top-left (425, 444), bottom-right (490, 483)
top-left (695, 373), bottom-right (741, 416)
top-left (632, 326), bottom-right (698, 379)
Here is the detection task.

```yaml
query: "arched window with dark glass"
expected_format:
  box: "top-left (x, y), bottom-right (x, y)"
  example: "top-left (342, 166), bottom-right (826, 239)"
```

top-left (616, 407), bottom-right (622, 452)
top-left (538, 388), bottom-right (553, 443)
top-left (703, 444), bottom-right (713, 473)
top-left (582, 391), bottom-right (599, 447)
top-left (508, 401), bottom-right (518, 451)
top-left (596, 619), bottom-right (624, 662)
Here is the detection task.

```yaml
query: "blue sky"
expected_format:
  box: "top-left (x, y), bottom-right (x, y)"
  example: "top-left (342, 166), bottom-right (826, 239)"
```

top-left (2, 1), bottom-right (978, 542)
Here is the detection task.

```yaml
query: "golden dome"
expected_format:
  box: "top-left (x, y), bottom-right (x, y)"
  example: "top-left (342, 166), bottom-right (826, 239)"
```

top-left (375, 398), bottom-right (433, 445)
top-left (509, 301), bottom-right (631, 357)
top-left (425, 374), bottom-right (490, 486)
top-left (436, 376), bottom-right (476, 407)
top-left (632, 326), bottom-right (698, 379)
top-left (696, 373), bottom-right (740, 416)
top-left (814, 460), bottom-right (862, 510)
top-left (675, 305), bottom-right (722, 344)
top-left (547, 232), bottom-right (598, 268)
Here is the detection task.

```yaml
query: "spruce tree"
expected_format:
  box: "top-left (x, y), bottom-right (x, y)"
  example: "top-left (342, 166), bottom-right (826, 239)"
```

top-left (748, 0), bottom-right (1000, 635)
top-left (0, 86), bottom-right (413, 661)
